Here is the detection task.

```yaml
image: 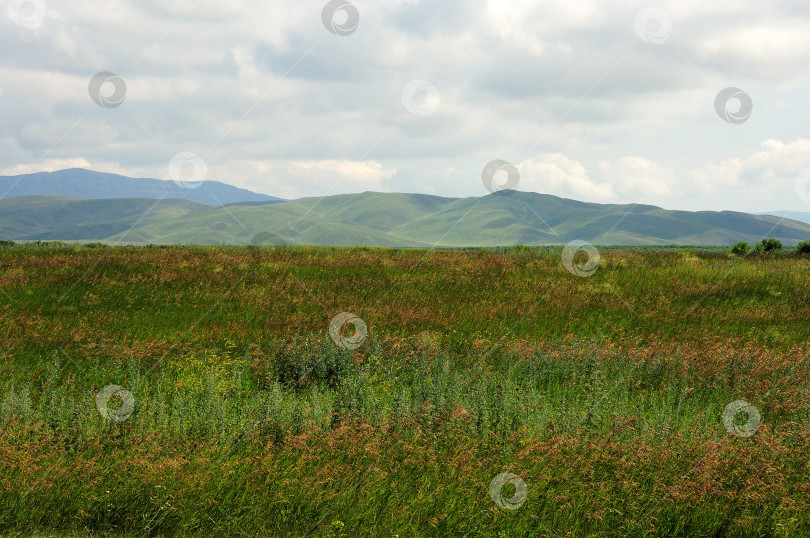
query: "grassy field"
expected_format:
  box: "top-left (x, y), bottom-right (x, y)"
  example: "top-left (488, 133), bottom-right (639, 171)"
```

top-left (0, 244), bottom-right (808, 536)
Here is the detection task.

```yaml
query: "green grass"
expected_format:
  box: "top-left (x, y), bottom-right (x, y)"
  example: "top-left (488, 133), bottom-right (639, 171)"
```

top-left (0, 245), bottom-right (808, 536)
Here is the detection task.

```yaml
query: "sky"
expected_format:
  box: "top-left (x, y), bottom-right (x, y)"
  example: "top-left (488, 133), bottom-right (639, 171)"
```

top-left (2, 0), bottom-right (810, 212)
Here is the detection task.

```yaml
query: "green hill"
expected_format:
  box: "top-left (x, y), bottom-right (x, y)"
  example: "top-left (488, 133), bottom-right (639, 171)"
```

top-left (103, 193), bottom-right (436, 247)
top-left (3, 191), bottom-right (810, 246)
top-left (0, 196), bottom-right (209, 240)
top-left (101, 191), bottom-right (810, 247)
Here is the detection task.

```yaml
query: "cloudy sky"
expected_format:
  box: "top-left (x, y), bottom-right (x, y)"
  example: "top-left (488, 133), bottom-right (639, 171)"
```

top-left (2, 0), bottom-right (810, 212)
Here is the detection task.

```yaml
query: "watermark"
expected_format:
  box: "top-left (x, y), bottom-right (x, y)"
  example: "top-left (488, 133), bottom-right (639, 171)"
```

top-left (562, 240), bottom-right (600, 277)
top-left (794, 168), bottom-right (810, 204)
top-left (96, 384), bottom-right (135, 423)
top-left (169, 152), bottom-right (207, 189)
top-left (88, 72), bottom-right (127, 109)
top-left (489, 472), bottom-right (527, 510)
top-left (715, 87), bottom-right (752, 124)
top-left (634, 7), bottom-right (672, 44)
top-left (321, 0), bottom-right (359, 36)
top-left (482, 160), bottom-right (519, 195)
top-left (401, 80), bottom-right (440, 117)
top-left (329, 312), bottom-right (367, 350)
top-left (722, 399), bottom-right (760, 437)
top-left (8, 0), bottom-right (47, 29)
top-left (250, 231), bottom-right (287, 247)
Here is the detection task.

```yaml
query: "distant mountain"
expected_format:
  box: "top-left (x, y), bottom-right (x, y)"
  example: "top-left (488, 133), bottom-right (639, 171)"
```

top-left (100, 190), bottom-right (810, 247)
top-left (0, 169), bottom-right (282, 206)
top-left (758, 210), bottom-right (810, 225)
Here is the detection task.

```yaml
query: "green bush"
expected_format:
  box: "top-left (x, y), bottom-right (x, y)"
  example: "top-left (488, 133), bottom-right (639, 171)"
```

top-left (730, 241), bottom-right (749, 255)
top-left (797, 240), bottom-right (810, 254)
top-left (510, 244), bottom-right (533, 256)
top-left (754, 238), bottom-right (782, 254)
top-left (272, 339), bottom-right (355, 390)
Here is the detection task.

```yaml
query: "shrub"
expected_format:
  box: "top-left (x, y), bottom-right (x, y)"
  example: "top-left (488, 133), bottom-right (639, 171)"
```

top-left (797, 240), bottom-right (810, 254)
top-left (759, 238), bottom-right (783, 253)
top-left (272, 339), bottom-right (355, 390)
top-left (730, 241), bottom-right (749, 255)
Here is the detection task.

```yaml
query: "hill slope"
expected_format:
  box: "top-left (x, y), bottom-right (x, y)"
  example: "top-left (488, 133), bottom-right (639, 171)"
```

top-left (0, 169), bottom-right (282, 206)
top-left (103, 191), bottom-right (810, 246)
top-left (0, 196), bottom-right (210, 240)
top-left (4, 188), bottom-right (810, 246)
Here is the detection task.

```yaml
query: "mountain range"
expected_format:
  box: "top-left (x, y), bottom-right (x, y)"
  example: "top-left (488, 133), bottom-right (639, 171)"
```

top-left (758, 210), bottom-right (810, 225)
top-left (1, 169), bottom-right (809, 247)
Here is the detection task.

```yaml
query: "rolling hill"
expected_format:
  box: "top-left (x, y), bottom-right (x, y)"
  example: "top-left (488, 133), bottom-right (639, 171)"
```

top-left (0, 196), bottom-right (209, 240)
top-left (20, 191), bottom-right (810, 247)
top-left (0, 169), bottom-right (282, 206)
top-left (3, 171), bottom-right (810, 246)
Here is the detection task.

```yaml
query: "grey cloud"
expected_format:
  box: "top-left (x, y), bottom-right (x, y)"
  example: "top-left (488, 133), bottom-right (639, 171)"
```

top-left (221, 49), bottom-right (240, 77)
top-left (1, 1), bottom-right (810, 210)
top-left (382, 0), bottom-right (480, 37)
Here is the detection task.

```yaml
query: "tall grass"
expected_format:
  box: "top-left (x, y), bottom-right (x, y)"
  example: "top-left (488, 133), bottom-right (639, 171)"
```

top-left (1, 338), bottom-right (808, 535)
top-left (0, 245), bottom-right (808, 535)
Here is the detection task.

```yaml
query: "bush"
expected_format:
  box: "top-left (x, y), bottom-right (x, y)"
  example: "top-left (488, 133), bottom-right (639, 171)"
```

top-left (752, 238), bottom-right (782, 254)
top-left (272, 339), bottom-right (355, 390)
top-left (730, 241), bottom-right (749, 255)
top-left (759, 238), bottom-right (783, 253)
top-left (797, 240), bottom-right (810, 254)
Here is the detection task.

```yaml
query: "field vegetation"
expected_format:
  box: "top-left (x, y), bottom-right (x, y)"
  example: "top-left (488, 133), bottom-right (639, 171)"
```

top-left (1, 244), bottom-right (808, 536)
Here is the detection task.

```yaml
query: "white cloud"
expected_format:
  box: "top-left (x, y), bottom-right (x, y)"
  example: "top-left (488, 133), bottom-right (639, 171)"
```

top-left (285, 159), bottom-right (396, 192)
top-left (513, 139), bottom-right (810, 211)
top-left (1, 158), bottom-right (94, 175)
top-left (517, 154), bottom-right (616, 201)
top-left (686, 138), bottom-right (810, 210)
top-left (598, 156), bottom-right (674, 199)
top-left (221, 159), bottom-right (396, 199)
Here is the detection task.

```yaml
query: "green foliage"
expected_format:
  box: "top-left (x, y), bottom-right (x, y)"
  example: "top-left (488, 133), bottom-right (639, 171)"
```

top-left (271, 339), bottom-right (355, 390)
top-left (730, 241), bottom-right (749, 255)
top-left (797, 240), bottom-right (810, 254)
top-left (0, 387), bottom-right (32, 420)
top-left (755, 238), bottom-right (783, 253)
top-left (765, 238), bottom-right (783, 252)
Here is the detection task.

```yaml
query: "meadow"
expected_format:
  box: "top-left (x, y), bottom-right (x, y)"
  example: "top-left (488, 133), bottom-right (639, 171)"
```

top-left (0, 243), bottom-right (808, 536)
